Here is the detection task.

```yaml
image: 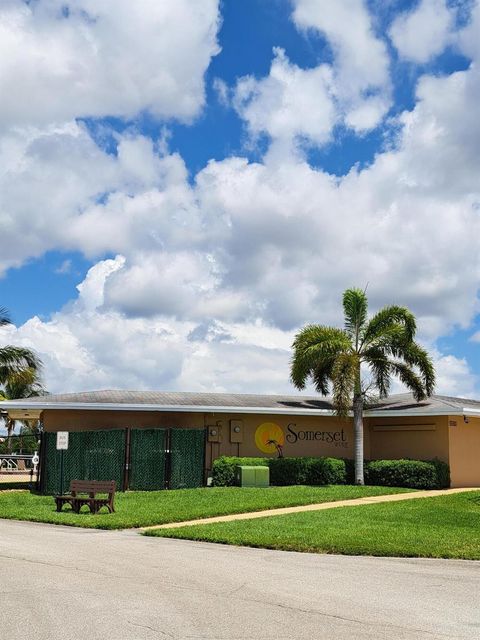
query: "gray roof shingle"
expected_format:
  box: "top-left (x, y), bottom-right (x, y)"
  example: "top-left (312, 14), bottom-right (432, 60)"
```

top-left (2, 389), bottom-right (479, 415)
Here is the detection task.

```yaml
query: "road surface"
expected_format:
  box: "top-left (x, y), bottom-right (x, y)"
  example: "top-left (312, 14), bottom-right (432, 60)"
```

top-left (0, 519), bottom-right (479, 639)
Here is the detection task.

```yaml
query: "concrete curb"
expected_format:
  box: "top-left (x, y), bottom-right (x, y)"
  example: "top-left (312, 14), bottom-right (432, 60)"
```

top-left (139, 486), bottom-right (480, 531)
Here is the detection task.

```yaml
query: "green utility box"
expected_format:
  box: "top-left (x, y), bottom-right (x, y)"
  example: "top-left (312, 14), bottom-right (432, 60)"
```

top-left (235, 465), bottom-right (270, 488)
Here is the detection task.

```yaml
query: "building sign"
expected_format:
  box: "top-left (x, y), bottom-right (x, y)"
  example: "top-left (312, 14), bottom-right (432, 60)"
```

top-left (254, 422), bottom-right (348, 454)
top-left (286, 423), bottom-right (347, 447)
top-left (56, 431), bottom-right (69, 450)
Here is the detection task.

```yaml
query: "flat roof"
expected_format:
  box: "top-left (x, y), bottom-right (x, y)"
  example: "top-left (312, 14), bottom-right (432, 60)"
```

top-left (1, 390), bottom-right (480, 417)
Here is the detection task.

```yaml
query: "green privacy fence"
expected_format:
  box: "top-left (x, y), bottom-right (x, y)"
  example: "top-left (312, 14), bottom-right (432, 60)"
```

top-left (129, 429), bottom-right (166, 490)
top-left (41, 427), bottom-right (205, 493)
top-left (42, 430), bottom-right (126, 494)
top-left (170, 429), bottom-right (205, 489)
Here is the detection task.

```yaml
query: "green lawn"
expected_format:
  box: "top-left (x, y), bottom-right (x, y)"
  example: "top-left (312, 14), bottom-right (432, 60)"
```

top-left (148, 491), bottom-right (480, 560)
top-left (0, 485), bottom-right (408, 530)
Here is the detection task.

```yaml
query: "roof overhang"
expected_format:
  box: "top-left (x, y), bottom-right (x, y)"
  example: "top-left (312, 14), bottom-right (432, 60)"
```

top-left (1, 400), bottom-right (480, 418)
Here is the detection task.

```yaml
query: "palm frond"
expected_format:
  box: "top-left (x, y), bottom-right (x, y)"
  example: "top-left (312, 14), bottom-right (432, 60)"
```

top-left (0, 306), bottom-right (11, 326)
top-left (363, 346), bottom-right (392, 398)
top-left (361, 305), bottom-right (416, 349)
top-left (0, 346), bottom-right (43, 385)
top-left (312, 358), bottom-right (335, 395)
top-left (389, 361), bottom-right (426, 401)
top-left (290, 325), bottom-right (351, 391)
top-left (395, 341), bottom-right (435, 397)
top-left (343, 288), bottom-right (368, 344)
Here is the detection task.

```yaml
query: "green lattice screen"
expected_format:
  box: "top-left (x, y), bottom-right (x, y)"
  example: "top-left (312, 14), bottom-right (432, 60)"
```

top-left (170, 429), bottom-right (205, 489)
top-left (42, 430), bottom-right (126, 494)
top-left (129, 429), bottom-right (166, 490)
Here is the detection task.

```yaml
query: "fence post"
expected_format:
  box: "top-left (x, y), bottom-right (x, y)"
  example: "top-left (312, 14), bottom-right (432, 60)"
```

top-left (164, 429), bottom-right (172, 490)
top-left (123, 428), bottom-right (131, 491)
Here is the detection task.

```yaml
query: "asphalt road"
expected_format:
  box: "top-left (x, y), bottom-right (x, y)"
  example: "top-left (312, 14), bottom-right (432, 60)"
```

top-left (0, 520), bottom-right (479, 640)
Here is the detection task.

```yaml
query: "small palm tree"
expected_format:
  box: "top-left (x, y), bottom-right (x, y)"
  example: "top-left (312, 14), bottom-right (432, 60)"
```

top-left (290, 288), bottom-right (435, 485)
top-left (0, 306), bottom-right (43, 451)
top-left (0, 367), bottom-right (46, 451)
top-left (0, 307), bottom-right (42, 384)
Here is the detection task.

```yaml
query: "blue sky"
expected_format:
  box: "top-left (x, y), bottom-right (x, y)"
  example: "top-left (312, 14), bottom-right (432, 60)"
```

top-left (0, 0), bottom-right (479, 395)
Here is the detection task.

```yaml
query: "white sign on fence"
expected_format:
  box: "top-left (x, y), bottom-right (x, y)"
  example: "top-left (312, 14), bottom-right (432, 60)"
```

top-left (56, 431), bottom-right (69, 450)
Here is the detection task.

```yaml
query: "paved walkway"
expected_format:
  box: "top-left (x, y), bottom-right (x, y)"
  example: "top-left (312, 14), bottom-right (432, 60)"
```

top-left (141, 486), bottom-right (480, 531)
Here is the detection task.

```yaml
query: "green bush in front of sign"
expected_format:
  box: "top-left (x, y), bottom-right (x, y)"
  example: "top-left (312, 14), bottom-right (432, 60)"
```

top-left (269, 457), bottom-right (310, 485)
top-left (211, 456), bottom-right (348, 487)
top-left (211, 456), bottom-right (450, 489)
top-left (306, 457), bottom-right (347, 485)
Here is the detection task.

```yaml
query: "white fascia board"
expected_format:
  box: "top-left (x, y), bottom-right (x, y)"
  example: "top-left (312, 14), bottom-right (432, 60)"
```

top-left (1, 400), bottom-right (479, 418)
top-left (461, 407), bottom-right (480, 416)
top-left (0, 401), bottom-right (335, 417)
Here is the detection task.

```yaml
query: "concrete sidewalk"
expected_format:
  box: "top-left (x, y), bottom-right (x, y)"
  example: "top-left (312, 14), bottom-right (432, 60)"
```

top-left (141, 486), bottom-right (480, 531)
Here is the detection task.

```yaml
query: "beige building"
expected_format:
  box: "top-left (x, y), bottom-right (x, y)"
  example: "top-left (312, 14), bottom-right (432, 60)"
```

top-left (1, 390), bottom-right (479, 488)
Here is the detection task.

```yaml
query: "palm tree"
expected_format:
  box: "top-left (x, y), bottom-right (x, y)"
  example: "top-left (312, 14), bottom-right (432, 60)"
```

top-left (0, 367), bottom-right (46, 452)
top-left (290, 288), bottom-right (435, 485)
top-left (0, 306), bottom-right (43, 452)
top-left (0, 306), bottom-right (42, 384)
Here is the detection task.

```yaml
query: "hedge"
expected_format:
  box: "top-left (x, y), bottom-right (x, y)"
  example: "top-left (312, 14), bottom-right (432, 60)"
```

top-left (211, 456), bottom-right (449, 489)
top-left (365, 458), bottom-right (450, 489)
top-left (211, 456), bottom-right (346, 487)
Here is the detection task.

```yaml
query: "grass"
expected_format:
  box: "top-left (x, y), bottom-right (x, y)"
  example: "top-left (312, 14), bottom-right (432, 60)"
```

top-left (148, 491), bottom-right (480, 560)
top-left (0, 485), bottom-right (409, 530)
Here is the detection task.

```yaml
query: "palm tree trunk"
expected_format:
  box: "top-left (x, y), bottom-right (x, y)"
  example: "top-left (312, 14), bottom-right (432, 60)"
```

top-left (353, 393), bottom-right (364, 485)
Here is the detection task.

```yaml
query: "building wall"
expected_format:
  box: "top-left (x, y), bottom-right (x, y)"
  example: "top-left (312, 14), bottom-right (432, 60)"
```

top-left (43, 409), bottom-right (480, 487)
top-left (448, 415), bottom-right (480, 487)
top-left (368, 415), bottom-right (450, 463)
top-left (42, 409), bottom-right (355, 472)
top-left (42, 409), bottom-right (205, 431)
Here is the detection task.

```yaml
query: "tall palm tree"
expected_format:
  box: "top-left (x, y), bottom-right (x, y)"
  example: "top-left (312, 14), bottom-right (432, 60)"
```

top-left (290, 288), bottom-right (435, 485)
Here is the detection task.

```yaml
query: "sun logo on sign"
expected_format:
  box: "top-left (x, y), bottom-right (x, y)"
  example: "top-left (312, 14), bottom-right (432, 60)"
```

top-left (255, 422), bottom-right (285, 456)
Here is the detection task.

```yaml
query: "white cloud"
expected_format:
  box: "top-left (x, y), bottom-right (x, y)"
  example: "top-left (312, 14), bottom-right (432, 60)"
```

top-left (389, 0), bottom-right (454, 63)
top-left (231, 1), bottom-right (391, 152)
top-left (0, 0), bottom-right (220, 129)
top-left (432, 353), bottom-right (478, 398)
top-left (233, 48), bottom-right (335, 150)
top-left (292, 0), bottom-right (391, 132)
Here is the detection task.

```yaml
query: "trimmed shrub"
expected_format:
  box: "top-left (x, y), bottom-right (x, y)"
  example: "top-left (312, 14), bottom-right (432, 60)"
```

top-left (306, 457), bottom-right (346, 485)
top-left (211, 455), bottom-right (450, 489)
top-left (211, 456), bottom-right (348, 486)
top-left (269, 457), bottom-right (310, 485)
top-left (365, 459), bottom-right (438, 489)
top-left (211, 456), bottom-right (266, 487)
top-left (429, 458), bottom-right (450, 488)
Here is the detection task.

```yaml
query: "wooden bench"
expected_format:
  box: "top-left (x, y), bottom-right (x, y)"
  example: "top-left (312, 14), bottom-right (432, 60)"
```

top-left (55, 480), bottom-right (116, 514)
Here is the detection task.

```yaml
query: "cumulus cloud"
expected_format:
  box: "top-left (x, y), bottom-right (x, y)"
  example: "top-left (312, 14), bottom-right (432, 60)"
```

top-left (231, 0), bottom-right (391, 152)
top-left (0, 1), bottom-right (479, 397)
top-left (0, 0), bottom-right (220, 129)
top-left (389, 0), bottom-right (454, 63)
top-left (292, 0), bottom-right (391, 131)
top-left (233, 49), bottom-right (335, 150)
